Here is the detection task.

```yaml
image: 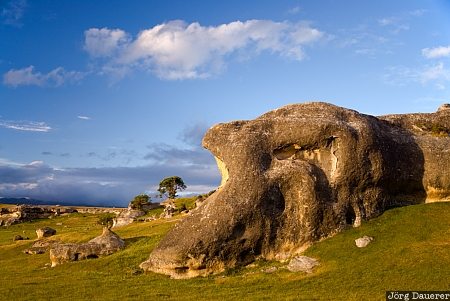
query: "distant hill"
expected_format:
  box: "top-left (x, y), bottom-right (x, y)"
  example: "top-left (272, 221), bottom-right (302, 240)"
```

top-left (0, 197), bottom-right (97, 207)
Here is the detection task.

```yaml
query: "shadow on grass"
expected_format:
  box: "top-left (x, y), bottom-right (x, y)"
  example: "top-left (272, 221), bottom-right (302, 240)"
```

top-left (124, 236), bottom-right (149, 246)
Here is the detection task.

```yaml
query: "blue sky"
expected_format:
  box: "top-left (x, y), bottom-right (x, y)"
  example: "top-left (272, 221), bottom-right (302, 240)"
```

top-left (1, 0), bottom-right (449, 206)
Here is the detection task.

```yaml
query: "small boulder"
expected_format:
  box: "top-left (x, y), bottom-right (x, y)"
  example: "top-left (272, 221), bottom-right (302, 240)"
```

top-left (355, 235), bottom-right (374, 248)
top-left (112, 209), bottom-right (144, 228)
top-left (13, 235), bottom-right (25, 241)
top-left (160, 201), bottom-right (176, 219)
top-left (287, 256), bottom-right (319, 273)
top-left (88, 227), bottom-right (125, 250)
top-left (262, 266), bottom-right (278, 274)
top-left (49, 228), bottom-right (124, 267)
top-left (36, 227), bottom-right (56, 239)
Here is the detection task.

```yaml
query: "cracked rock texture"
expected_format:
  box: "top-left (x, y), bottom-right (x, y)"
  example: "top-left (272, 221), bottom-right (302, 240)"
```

top-left (141, 102), bottom-right (450, 278)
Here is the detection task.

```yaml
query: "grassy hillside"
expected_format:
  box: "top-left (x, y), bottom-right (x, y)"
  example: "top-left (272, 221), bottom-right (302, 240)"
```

top-left (0, 203), bottom-right (449, 300)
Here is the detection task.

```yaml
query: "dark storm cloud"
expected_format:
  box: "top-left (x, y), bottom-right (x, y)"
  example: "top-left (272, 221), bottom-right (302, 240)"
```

top-left (144, 143), bottom-right (215, 166)
top-left (0, 123), bottom-right (220, 206)
top-left (178, 122), bottom-right (210, 147)
top-left (0, 159), bottom-right (220, 207)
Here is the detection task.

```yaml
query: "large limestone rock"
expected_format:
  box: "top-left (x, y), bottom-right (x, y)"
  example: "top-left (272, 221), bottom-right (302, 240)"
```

top-left (112, 209), bottom-right (145, 228)
top-left (141, 102), bottom-right (450, 278)
top-left (24, 239), bottom-right (60, 255)
top-left (49, 228), bottom-right (125, 267)
top-left (36, 227), bottom-right (56, 239)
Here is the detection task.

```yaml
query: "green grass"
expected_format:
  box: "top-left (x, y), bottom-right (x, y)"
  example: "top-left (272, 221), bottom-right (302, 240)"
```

top-left (0, 203), bottom-right (449, 300)
top-left (174, 196), bottom-right (197, 211)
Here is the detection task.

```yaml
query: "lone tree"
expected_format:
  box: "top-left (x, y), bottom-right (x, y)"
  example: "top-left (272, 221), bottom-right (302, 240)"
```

top-left (130, 194), bottom-right (151, 210)
top-left (158, 176), bottom-right (186, 199)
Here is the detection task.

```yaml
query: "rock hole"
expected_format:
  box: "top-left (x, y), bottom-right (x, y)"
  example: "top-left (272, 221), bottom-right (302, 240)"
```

top-left (74, 253), bottom-right (80, 261)
top-left (273, 144), bottom-right (300, 160)
top-left (345, 206), bottom-right (356, 225)
top-left (174, 266), bottom-right (189, 274)
top-left (86, 254), bottom-right (98, 259)
top-left (231, 222), bottom-right (246, 240)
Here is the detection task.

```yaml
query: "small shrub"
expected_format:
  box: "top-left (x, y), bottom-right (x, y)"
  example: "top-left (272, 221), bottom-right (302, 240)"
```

top-left (416, 122), bottom-right (449, 137)
top-left (130, 194), bottom-right (150, 210)
top-left (178, 203), bottom-right (187, 212)
top-left (97, 213), bottom-right (116, 229)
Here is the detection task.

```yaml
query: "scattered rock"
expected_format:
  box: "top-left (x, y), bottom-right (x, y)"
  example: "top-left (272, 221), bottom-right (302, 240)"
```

top-left (13, 235), bottom-right (25, 241)
top-left (160, 201), bottom-right (176, 219)
top-left (0, 215), bottom-right (20, 227)
top-left (143, 216), bottom-right (157, 222)
top-left (287, 256), bottom-right (319, 273)
top-left (131, 268), bottom-right (143, 276)
top-left (112, 209), bottom-right (144, 228)
top-left (141, 102), bottom-right (450, 278)
top-left (262, 266), bottom-right (278, 273)
top-left (274, 252), bottom-right (293, 262)
top-left (36, 227), bottom-right (56, 239)
top-left (49, 228), bottom-right (125, 267)
top-left (245, 263), bottom-right (257, 268)
top-left (88, 227), bottom-right (125, 249)
top-left (355, 236), bottom-right (374, 248)
top-left (56, 223), bottom-right (63, 226)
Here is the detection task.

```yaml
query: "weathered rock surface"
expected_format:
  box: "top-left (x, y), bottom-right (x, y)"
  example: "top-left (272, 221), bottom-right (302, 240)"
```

top-left (36, 227), bottom-right (56, 239)
top-left (355, 236), bottom-right (374, 248)
top-left (0, 205), bottom-right (128, 227)
top-left (112, 201), bottom-right (161, 228)
top-left (49, 228), bottom-right (124, 267)
top-left (141, 102), bottom-right (450, 278)
top-left (112, 209), bottom-right (145, 228)
top-left (287, 256), bottom-right (320, 273)
top-left (24, 239), bottom-right (59, 255)
top-left (0, 205), bottom-right (78, 226)
top-left (160, 200), bottom-right (177, 219)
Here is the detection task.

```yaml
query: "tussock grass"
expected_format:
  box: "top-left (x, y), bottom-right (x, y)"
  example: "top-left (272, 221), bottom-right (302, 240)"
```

top-left (0, 203), bottom-right (449, 300)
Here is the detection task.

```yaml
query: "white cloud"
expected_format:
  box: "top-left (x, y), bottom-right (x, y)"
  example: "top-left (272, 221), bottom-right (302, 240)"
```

top-left (408, 9), bottom-right (427, 17)
top-left (377, 9), bottom-right (425, 35)
top-left (1, 0), bottom-right (27, 26)
top-left (420, 62), bottom-right (450, 83)
top-left (3, 65), bottom-right (85, 87)
top-left (378, 17), bottom-right (409, 34)
top-left (84, 20), bottom-right (324, 80)
top-left (77, 115), bottom-right (91, 120)
top-left (378, 18), bottom-right (396, 26)
top-left (84, 28), bottom-right (129, 57)
top-left (383, 62), bottom-right (450, 89)
top-left (422, 46), bottom-right (450, 59)
top-left (0, 119), bottom-right (52, 132)
top-left (287, 6), bottom-right (301, 15)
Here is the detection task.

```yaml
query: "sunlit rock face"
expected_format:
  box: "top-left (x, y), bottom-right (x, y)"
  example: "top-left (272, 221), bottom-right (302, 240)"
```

top-left (141, 102), bottom-right (450, 278)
